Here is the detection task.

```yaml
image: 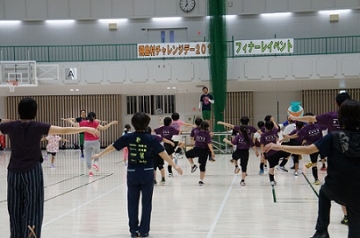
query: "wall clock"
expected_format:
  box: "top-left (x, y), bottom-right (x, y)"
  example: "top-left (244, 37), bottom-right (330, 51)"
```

top-left (179, 0), bottom-right (196, 13)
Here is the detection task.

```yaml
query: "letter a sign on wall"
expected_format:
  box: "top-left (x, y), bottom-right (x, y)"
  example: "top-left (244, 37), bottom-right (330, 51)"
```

top-left (65, 68), bottom-right (77, 80)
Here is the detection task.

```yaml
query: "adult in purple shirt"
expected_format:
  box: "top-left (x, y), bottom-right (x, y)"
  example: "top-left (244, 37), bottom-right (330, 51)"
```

top-left (286, 113), bottom-right (328, 185)
top-left (154, 117), bottom-right (180, 177)
top-left (2, 97), bottom-right (99, 238)
top-left (185, 121), bottom-right (215, 186)
top-left (223, 126), bottom-right (259, 186)
top-left (260, 121), bottom-right (290, 185)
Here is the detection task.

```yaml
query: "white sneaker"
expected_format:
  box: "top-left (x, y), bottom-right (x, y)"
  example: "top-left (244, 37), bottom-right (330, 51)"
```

top-left (294, 171), bottom-right (298, 176)
top-left (270, 181), bottom-right (277, 186)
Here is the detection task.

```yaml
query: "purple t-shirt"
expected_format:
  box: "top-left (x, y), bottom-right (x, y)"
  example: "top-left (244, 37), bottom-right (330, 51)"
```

top-left (232, 134), bottom-right (254, 150)
top-left (0, 121), bottom-right (51, 172)
top-left (316, 112), bottom-right (339, 132)
top-left (289, 129), bottom-right (304, 144)
top-left (234, 125), bottom-right (257, 135)
top-left (190, 127), bottom-right (200, 138)
top-left (154, 126), bottom-right (179, 140)
top-left (260, 130), bottom-right (279, 157)
top-left (194, 131), bottom-right (212, 149)
top-left (297, 124), bottom-right (324, 144)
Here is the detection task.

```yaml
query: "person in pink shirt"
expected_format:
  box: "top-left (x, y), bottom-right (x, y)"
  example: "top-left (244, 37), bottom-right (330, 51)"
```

top-left (68, 112), bottom-right (117, 176)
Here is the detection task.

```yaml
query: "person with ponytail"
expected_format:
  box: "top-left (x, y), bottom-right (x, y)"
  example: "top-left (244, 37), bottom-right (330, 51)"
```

top-left (185, 121), bottom-right (215, 186)
top-left (223, 125), bottom-right (259, 186)
top-left (68, 112), bottom-right (117, 177)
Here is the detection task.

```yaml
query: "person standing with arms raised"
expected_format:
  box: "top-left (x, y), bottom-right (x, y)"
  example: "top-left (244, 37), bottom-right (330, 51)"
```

top-left (92, 112), bottom-right (183, 237)
top-left (199, 87), bottom-right (214, 124)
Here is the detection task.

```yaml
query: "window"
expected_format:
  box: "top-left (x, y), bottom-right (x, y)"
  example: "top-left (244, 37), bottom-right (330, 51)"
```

top-left (126, 95), bottom-right (176, 115)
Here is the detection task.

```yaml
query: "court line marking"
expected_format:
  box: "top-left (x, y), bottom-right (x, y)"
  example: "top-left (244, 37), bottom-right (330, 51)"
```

top-left (206, 175), bottom-right (237, 238)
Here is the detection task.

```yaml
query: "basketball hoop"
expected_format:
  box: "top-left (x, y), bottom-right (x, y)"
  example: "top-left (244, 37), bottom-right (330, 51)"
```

top-left (7, 80), bottom-right (18, 93)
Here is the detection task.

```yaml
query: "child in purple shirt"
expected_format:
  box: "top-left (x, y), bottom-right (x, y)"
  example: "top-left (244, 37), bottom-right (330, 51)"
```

top-left (260, 121), bottom-right (291, 185)
top-left (223, 126), bottom-right (259, 186)
top-left (187, 117), bottom-right (202, 173)
top-left (285, 113), bottom-right (327, 185)
top-left (185, 121), bottom-right (215, 186)
top-left (154, 117), bottom-right (181, 177)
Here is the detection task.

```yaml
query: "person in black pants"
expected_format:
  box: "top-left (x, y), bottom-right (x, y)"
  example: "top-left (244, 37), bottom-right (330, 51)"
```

top-left (185, 121), bottom-right (215, 186)
top-left (264, 99), bottom-right (360, 238)
top-left (92, 113), bottom-right (183, 237)
top-left (2, 98), bottom-right (99, 238)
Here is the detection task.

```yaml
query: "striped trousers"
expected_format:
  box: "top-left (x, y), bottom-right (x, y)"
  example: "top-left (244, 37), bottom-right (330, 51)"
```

top-left (7, 163), bottom-right (44, 238)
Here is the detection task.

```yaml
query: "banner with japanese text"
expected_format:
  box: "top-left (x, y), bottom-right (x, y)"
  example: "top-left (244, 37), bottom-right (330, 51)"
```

top-left (137, 42), bottom-right (210, 58)
top-left (234, 39), bottom-right (294, 56)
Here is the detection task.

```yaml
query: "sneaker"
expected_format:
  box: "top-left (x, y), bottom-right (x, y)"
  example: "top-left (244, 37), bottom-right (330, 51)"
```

top-left (209, 158), bottom-right (216, 162)
top-left (305, 162), bottom-right (313, 168)
top-left (290, 165), bottom-right (295, 170)
top-left (140, 233), bottom-right (149, 237)
top-left (341, 216), bottom-right (349, 225)
top-left (258, 169), bottom-right (264, 175)
top-left (43, 155), bottom-right (48, 161)
top-left (175, 153), bottom-right (183, 159)
top-left (80, 155), bottom-right (84, 159)
top-left (320, 167), bottom-right (327, 171)
top-left (294, 171), bottom-right (298, 176)
top-left (131, 231), bottom-right (140, 237)
top-left (240, 180), bottom-right (246, 186)
top-left (161, 178), bottom-right (166, 185)
top-left (154, 180), bottom-right (157, 185)
top-left (270, 181), bottom-right (277, 186)
top-left (278, 166), bottom-right (288, 172)
top-left (234, 167), bottom-right (240, 174)
top-left (199, 181), bottom-right (204, 186)
top-left (92, 164), bottom-right (100, 172)
top-left (191, 165), bottom-right (198, 173)
top-left (88, 171), bottom-right (94, 177)
top-left (313, 180), bottom-right (320, 185)
top-left (168, 173), bottom-right (173, 177)
top-left (264, 164), bottom-right (267, 169)
top-left (310, 230), bottom-right (330, 238)
top-left (50, 164), bottom-right (56, 169)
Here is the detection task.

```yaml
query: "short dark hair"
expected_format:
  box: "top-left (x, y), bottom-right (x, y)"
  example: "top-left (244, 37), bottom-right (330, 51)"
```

top-left (87, 112), bottom-right (96, 122)
top-left (202, 87), bottom-right (208, 91)
top-left (295, 121), bottom-right (304, 130)
top-left (171, 113), bottom-right (180, 121)
top-left (240, 116), bottom-right (250, 125)
top-left (131, 113), bottom-right (151, 131)
top-left (336, 92), bottom-right (351, 107)
top-left (200, 121), bottom-right (210, 131)
top-left (264, 121), bottom-right (274, 131)
top-left (338, 100), bottom-right (360, 131)
top-left (80, 109), bottom-right (86, 113)
top-left (257, 121), bottom-right (265, 129)
top-left (145, 126), bottom-right (152, 134)
top-left (264, 115), bottom-right (272, 122)
top-left (304, 112), bottom-right (314, 116)
top-left (194, 117), bottom-right (203, 126)
top-left (19, 97), bottom-right (37, 119)
top-left (163, 117), bottom-right (172, 126)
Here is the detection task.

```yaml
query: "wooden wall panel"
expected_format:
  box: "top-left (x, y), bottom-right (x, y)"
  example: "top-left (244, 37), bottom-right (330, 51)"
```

top-left (6, 95), bottom-right (121, 148)
top-left (224, 92), bottom-right (254, 127)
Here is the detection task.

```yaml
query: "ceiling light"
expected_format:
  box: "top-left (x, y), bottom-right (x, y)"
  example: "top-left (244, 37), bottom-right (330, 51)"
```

top-left (0, 20), bottom-right (21, 25)
top-left (167, 87), bottom-right (171, 89)
top-left (45, 20), bottom-right (75, 24)
top-left (70, 89), bottom-right (74, 92)
top-left (98, 19), bottom-right (128, 23)
top-left (152, 17), bottom-right (182, 22)
top-left (260, 12), bottom-right (292, 18)
top-left (75, 89), bottom-right (79, 91)
top-left (318, 9), bottom-right (351, 15)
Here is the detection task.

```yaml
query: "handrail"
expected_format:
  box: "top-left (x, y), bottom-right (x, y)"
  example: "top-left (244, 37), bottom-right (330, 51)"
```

top-left (1, 35), bottom-right (360, 62)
